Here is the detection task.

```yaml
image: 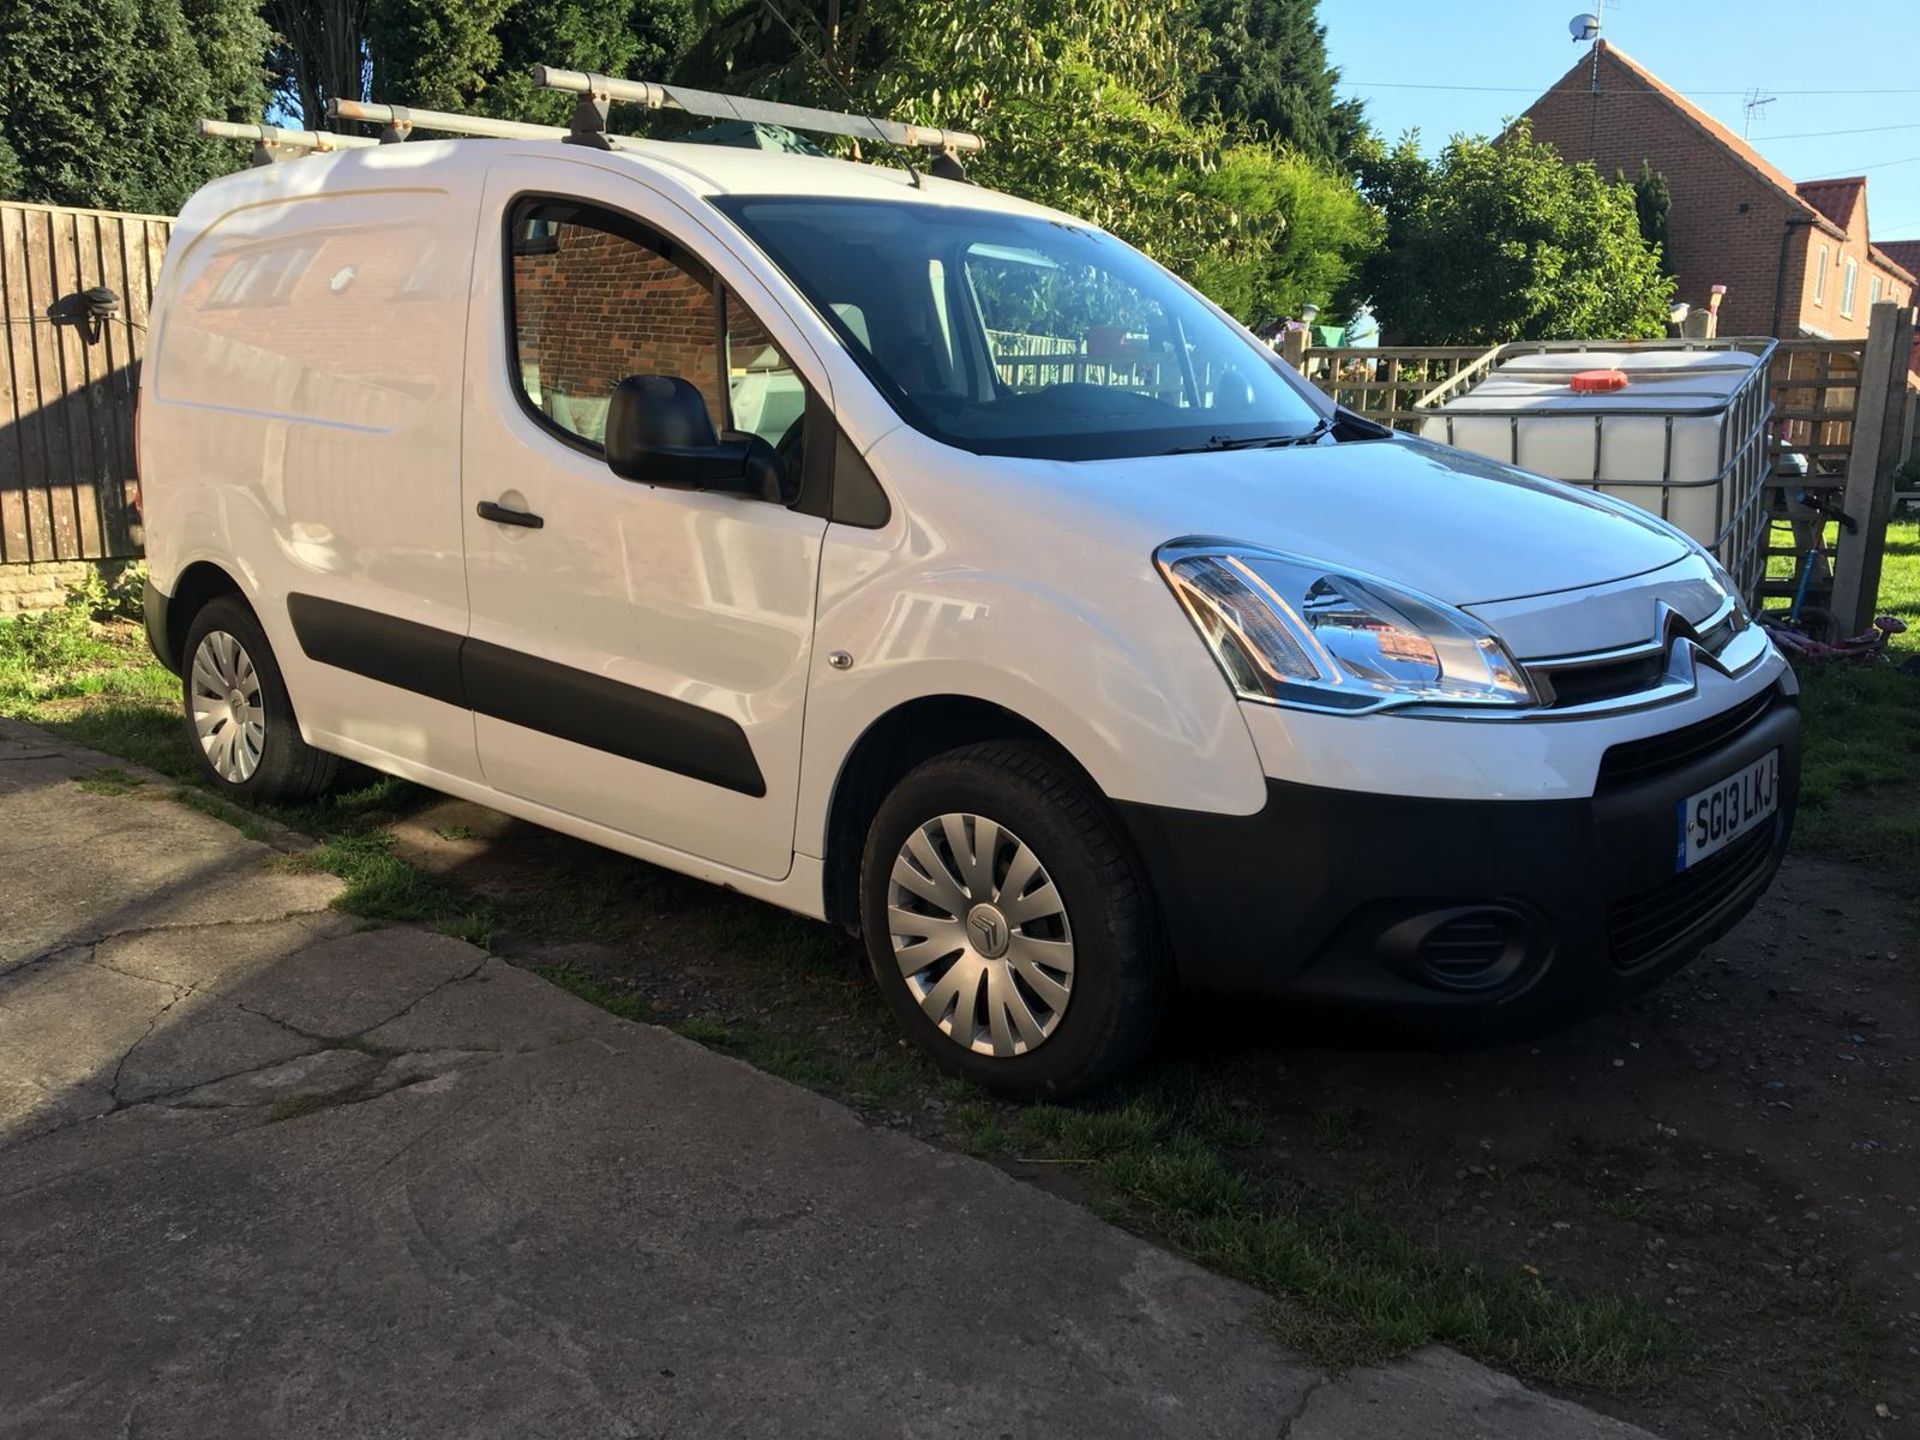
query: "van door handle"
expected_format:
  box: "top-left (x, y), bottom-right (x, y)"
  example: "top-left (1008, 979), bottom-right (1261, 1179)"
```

top-left (476, 500), bottom-right (543, 529)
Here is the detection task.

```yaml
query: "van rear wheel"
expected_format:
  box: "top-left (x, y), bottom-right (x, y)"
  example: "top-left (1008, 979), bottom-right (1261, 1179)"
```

top-left (181, 596), bottom-right (340, 804)
top-left (859, 740), bottom-right (1166, 1099)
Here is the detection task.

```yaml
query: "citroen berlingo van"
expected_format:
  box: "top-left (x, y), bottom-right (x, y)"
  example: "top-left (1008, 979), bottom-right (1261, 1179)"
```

top-left (140, 123), bottom-right (1798, 1097)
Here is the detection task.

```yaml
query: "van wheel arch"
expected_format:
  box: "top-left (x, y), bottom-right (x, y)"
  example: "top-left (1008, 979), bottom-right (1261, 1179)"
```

top-left (166, 561), bottom-right (247, 670)
top-left (822, 696), bottom-right (1118, 934)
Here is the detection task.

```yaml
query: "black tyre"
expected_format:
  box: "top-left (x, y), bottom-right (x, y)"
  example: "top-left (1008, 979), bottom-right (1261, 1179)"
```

top-left (180, 595), bottom-right (340, 804)
top-left (859, 740), bottom-right (1167, 1099)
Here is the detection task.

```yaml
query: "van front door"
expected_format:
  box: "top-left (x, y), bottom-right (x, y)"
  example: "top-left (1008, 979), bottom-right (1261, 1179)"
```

top-left (458, 157), bottom-right (828, 881)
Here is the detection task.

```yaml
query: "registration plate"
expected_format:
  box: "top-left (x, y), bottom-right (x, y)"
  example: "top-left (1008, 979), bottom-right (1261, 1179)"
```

top-left (1676, 750), bottom-right (1779, 872)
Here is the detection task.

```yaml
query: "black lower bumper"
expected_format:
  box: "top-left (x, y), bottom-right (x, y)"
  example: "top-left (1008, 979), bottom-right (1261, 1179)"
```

top-left (1117, 687), bottom-right (1799, 1042)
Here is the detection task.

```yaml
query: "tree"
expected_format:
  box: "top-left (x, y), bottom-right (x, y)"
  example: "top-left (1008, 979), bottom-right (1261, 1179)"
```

top-left (1630, 158), bottom-right (1671, 273)
top-left (1183, 0), bottom-right (1365, 166)
top-left (478, 0), bottom-right (698, 124)
top-left (367, 0), bottom-right (509, 113)
top-left (675, 0), bottom-right (1376, 324)
top-left (1353, 123), bottom-right (1673, 344)
top-left (361, 0), bottom-right (696, 125)
top-left (265, 0), bottom-right (373, 130)
top-left (0, 0), bottom-right (270, 212)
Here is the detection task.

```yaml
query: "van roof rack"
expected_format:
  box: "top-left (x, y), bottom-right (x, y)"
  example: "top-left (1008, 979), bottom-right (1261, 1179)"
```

top-left (531, 67), bottom-right (982, 174)
top-left (200, 76), bottom-right (981, 180)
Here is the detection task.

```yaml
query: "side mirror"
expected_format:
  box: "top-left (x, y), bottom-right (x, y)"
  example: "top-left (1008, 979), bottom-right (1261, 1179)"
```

top-left (604, 374), bottom-right (790, 504)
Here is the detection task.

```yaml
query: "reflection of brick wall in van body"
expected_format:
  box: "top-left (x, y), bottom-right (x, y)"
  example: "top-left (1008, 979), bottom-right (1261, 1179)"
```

top-left (179, 230), bottom-right (448, 417)
top-left (724, 294), bottom-right (776, 369)
top-left (184, 222), bottom-right (767, 435)
top-left (165, 211), bottom-right (470, 605)
top-left (513, 229), bottom-right (726, 426)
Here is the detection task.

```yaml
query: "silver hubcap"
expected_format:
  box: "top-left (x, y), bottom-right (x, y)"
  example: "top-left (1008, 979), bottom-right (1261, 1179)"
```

top-left (189, 631), bottom-right (265, 783)
top-left (888, 813), bottom-right (1074, 1057)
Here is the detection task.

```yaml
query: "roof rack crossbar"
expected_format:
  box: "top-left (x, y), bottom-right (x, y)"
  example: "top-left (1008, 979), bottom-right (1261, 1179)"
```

top-left (531, 67), bottom-right (984, 156)
top-left (197, 118), bottom-right (379, 166)
top-left (324, 98), bottom-right (657, 153)
top-left (329, 99), bottom-right (571, 143)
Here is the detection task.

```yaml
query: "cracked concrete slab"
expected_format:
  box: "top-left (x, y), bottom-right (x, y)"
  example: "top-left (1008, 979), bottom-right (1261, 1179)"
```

top-left (362, 956), bottom-right (631, 1053)
top-left (225, 927), bottom-right (486, 1038)
top-left (115, 1002), bottom-right (323, 1106)
top-left (2, 1032), bottom-right (1317, 1440)
top-left (0, 803), bottom-right (342, 971)
top-left (89, 911), bottom-right (357, 994)
top-left (170, 1047), bottom-right (386, 1110)
top-left (0, 720), bottom-right (1659, 1439)
top-left (0, 953), bottom-right (176, 1141)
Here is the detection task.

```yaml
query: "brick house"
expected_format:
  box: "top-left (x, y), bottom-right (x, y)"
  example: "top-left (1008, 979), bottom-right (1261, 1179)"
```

top-left (1880, 240), bottom-right (1920, 467)
top-left (1876, 240), bottom-right (1920, 396)
top-left (1521, 40), bottom-right (1915, 343)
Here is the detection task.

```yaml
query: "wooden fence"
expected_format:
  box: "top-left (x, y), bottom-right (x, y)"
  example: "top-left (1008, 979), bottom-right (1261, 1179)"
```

top-left (1294, 346), bottom-right (1489, 428)
top-left (0, 200), bottom-right (171, 566)
top-left (1295, 304), bottom-right (1918, 633)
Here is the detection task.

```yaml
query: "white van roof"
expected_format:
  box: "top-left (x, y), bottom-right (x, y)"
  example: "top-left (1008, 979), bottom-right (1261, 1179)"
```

top-left (181, 134), bottom-right (1065, 229)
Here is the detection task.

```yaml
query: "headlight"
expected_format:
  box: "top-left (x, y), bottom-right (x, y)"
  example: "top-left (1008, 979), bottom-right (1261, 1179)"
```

top-left (1156, 541), bottom-right (1537, 713)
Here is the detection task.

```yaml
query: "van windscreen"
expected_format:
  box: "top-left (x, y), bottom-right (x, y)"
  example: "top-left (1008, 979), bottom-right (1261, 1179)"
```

top-left (713, 196), bottom-right (1324, 462)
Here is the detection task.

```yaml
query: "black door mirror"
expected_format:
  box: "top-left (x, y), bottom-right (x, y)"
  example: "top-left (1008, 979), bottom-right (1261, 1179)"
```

top-left (604, 374), bottom-right (790, 504)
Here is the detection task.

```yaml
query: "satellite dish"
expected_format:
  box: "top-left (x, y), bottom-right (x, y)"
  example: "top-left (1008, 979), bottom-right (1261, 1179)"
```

top-left (1570, 12), bottom-right (1601, 41)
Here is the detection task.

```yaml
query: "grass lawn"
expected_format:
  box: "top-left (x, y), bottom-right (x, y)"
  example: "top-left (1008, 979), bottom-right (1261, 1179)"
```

top-left (4, 529), bottom-right (1917, 1439)
top-left (1777, 518), bottom-right (1920, 884)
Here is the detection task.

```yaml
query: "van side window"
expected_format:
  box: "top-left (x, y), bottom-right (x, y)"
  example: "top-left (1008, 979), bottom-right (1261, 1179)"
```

top-left (721, 287), bottom-right (805, 456)
top-left (507, 198), bottom-right (723, 449)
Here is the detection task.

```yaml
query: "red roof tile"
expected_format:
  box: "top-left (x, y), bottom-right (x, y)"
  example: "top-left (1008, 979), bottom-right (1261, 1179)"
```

top-left (1796, 177), bottom-right (1866, 229)
top-left (1878, 239), bottom-right (1920, 285)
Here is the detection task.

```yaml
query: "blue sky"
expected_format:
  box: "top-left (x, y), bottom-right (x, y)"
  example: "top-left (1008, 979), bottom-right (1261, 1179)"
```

top-left (1323, 0), bottom-right (1920, 242)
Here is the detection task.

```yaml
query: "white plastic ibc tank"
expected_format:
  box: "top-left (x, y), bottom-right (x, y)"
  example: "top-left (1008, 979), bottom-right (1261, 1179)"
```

top-left (1418, 348), bottom-right (1770, 554)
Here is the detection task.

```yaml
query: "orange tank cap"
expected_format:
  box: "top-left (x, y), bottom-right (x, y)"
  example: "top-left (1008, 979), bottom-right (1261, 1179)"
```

top-left (1568, 369), bottom-right (1630, 393)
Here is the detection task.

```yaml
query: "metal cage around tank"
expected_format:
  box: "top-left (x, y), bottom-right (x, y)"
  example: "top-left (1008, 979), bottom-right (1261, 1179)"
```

top-left (1414, 339), bottom-right (1778, 603)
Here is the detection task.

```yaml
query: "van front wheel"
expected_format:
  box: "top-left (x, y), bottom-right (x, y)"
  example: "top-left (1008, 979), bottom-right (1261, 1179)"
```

top-left (859, 741), bottom-right (1166, 1099)
top-left (181, 596), bottom-right (339, 804)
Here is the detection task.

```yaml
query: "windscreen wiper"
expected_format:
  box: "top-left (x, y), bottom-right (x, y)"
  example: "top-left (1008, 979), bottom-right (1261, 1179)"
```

top-left (1166, 417), bottom-right (1335, 454)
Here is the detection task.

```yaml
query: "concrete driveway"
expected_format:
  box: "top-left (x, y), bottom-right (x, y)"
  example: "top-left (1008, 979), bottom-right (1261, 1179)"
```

top-left (0, 719), bottom-right (1653, 1439)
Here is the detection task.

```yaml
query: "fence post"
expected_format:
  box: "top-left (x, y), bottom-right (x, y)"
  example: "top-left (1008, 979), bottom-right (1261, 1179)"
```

top-left (1831, 302), bottom-right (1917, 635)
top-left (1282, 327), bottom-right (1308, 370)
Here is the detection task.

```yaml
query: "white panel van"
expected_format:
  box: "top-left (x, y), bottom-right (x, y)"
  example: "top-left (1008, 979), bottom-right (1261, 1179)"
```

top-left (140, 135), bottom-right (1799, 1096)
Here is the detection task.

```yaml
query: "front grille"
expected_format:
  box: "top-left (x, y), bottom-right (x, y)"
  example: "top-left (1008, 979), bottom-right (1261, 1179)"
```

top-left (1596, 688), bottom-right (1778, 792)
top-left (1541, 651), bottom-right (1667, 707)
top-left (1607, 822), bottom-right (1775, 970)
top-left (1532, 614), bottom-right (1743, 710)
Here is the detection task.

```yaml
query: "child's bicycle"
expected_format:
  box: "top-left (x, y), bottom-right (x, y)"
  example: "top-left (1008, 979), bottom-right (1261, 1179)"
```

top-left (1757, 485), bottom-right (1907, 661)
top-left (1770, 485), bottom-right (1850, 645)
top-left (1762, 612), bottom-right (1906, 662)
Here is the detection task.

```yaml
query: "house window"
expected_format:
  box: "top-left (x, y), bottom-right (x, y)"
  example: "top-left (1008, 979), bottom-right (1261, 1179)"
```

top-left (1869, 275), bottom-right (1882, 308)
top-left (1840, 257), bottom-right (1858, 317)
top-left (1813, 245), bottom-right (1828, 306)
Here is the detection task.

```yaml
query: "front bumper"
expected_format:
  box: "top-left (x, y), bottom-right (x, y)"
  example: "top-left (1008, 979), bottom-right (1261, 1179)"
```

top-left (1117, 684), bottom-right (1799, 1040)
